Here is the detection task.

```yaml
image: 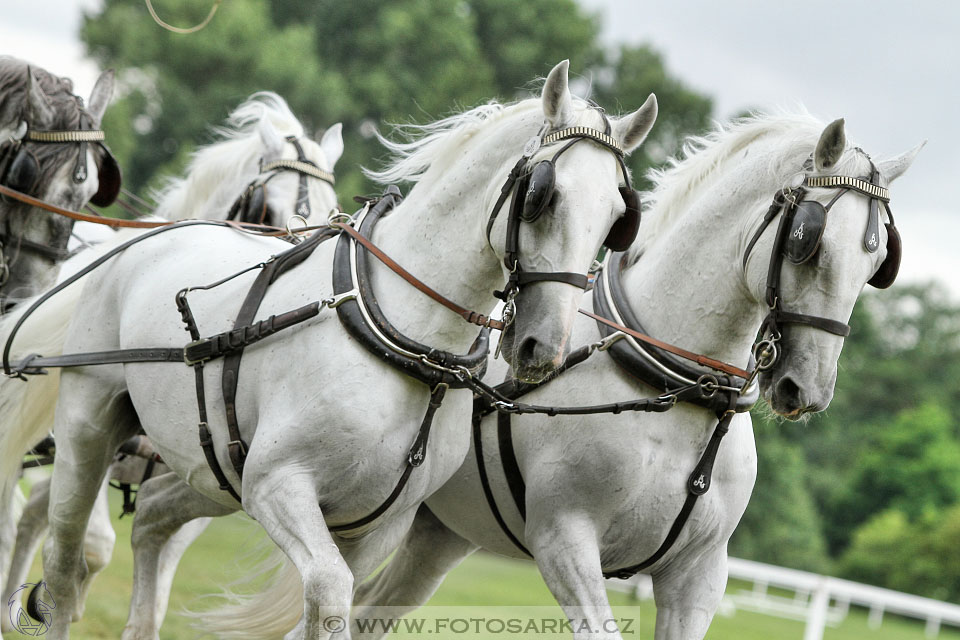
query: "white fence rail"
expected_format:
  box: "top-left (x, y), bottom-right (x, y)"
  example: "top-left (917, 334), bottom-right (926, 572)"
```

top-left (607, 556), bottom-right (960, 639)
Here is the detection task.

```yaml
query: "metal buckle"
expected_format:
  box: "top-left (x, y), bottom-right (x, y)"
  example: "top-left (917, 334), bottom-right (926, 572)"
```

top-left (183, 338), bottom-right (214, 366)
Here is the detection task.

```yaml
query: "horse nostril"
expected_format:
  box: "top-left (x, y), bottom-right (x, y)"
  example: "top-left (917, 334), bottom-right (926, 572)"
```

top-left (517, 336), bottom-right (539, 365)
top-left (774, 376), bottom-right (804, 413)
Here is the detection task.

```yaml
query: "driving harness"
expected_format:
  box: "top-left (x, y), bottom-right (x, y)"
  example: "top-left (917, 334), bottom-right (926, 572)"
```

top-left (4, 119), bottom-right (671, 535)
top-left (463, 159), bottom-right (902, 579)
top-left (226, 136), bottom-right (335, 226)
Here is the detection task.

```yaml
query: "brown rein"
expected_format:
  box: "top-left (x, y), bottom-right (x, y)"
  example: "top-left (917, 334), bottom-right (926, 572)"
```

top-left (0, 183), bottom-right (307, 236)
top-left (334, 222), bottom-right (504, 331)
top-left (3, 182), bottom-right (745, 374)
top-left (580, 309), bottom-right (751, 380)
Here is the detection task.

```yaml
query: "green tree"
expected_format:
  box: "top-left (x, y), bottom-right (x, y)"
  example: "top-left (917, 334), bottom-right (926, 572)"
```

top-left (592, 44), bottom-right (713, 191)
top-left (841, 506), bottom-right (960, 602)
top-left (83, 0), bottom-right (349, 193)
top-left (728, 427), bottom-right (829, 572)
top-left (82, 0), bottom-right (712, 203)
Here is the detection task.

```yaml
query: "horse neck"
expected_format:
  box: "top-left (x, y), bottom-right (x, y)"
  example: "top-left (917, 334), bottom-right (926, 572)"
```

top-left (623, 156), bottom-right (787, 369)
top-left (365, 116), bottom-right (538, 353)
top-left (155, 139), bottom-right (260, 221)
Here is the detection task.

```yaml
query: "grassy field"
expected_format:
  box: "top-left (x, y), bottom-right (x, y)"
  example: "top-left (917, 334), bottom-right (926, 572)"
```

top-left (6, 488), bottom-right (959, 639)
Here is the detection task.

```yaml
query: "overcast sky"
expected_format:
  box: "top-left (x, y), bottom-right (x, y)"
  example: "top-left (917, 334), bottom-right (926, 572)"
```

top-left (2, 1), bottom-right (957, 296)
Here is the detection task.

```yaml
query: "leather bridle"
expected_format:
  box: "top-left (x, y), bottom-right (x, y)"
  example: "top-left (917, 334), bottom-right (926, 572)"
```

top-left (743, 159), bottom-right (899, 371)
top-left (0, 112), bottom-right (116, 301)
top-left (485, 114), bottom-right (635, 328)
top-left (226, 135), bottom-right (335, 226)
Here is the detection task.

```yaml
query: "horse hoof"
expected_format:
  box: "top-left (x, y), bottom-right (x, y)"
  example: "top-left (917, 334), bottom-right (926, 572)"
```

top-left (26, 582), bottom-right (43, 621)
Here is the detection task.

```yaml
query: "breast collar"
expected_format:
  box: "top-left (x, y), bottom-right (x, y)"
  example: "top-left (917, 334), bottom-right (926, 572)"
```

top-left (592, 251), bottom-right (759, 413)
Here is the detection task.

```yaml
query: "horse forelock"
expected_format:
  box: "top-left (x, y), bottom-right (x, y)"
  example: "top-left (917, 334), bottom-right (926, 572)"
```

top-left (627, 109), bottom-right (871, 264)
top-left (0, 57), bottom-right (88, 194)
top-left (153, 92), bottom-right (308, 220)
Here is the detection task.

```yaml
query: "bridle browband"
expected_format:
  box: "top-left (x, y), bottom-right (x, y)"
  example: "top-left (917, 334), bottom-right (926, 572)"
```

top-left (484, 113), bottom-right (634, 329)
top-left (743, 157), bottom-right (899, 371)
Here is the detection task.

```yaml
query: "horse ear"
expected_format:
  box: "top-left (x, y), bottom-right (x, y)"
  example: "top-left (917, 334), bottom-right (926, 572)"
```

top-left (542, 60), bottom-right (574, 128)
top-left (878, 141), bottom-right (925, 184)
top-left (25, 66), bottom-right (55, 127)
top-left (814, 118), bottom-right (846, 172)
top-left (611, 93), bottom-right (658, 154)
top-left (86, 69), bottom-right (116, 125)
top-left (257, 115), bottom-right (285, 160)
top-left (318, 123), bottom-right (344, 168)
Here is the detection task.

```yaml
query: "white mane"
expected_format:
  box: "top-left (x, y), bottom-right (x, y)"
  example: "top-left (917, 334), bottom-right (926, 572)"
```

top-left (152, 92), bottom-right (305, 220)
top-left (636, 110), bottom-right (871, 253)
top-left (365, 99), bottom-right (551, 186)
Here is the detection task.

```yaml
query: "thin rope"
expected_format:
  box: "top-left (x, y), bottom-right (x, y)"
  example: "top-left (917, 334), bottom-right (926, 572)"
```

top-left (145, 0), bottom-right (223, 34)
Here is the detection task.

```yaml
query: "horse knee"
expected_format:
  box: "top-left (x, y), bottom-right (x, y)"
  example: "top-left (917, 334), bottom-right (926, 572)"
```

top-left (301, 558), bottom-right (354, 606)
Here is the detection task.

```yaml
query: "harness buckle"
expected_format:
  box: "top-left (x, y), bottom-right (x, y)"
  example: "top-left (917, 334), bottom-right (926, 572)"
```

top-left (183, 338), bottom-right (215, 366)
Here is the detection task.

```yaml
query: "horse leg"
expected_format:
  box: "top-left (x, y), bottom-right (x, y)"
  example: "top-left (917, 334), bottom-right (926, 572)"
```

top-left (651, 546), bottom-right (728, 640)
top-left (72, 478), bottom-right (115, 621)
top-left (529, 518), bottom-right (621, 640)
top-left (123, 473), bottom-right (226, 640)
top-left (351, 505), bottom-right (478, 640)
top-left (1, 480), bottom-right (47, 634)
top-left (243, 466), bottom-right (353, 640)
top-left (0, 482), bottom-right (20, 590)
top-left (41, 377), bottom-right (137, 639)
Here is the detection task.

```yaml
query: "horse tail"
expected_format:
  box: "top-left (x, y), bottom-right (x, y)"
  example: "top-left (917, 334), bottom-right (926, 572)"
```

top-left (186, 545), bottom-right (303, 639)
top-left (0, 228), bottom-right (144, 501)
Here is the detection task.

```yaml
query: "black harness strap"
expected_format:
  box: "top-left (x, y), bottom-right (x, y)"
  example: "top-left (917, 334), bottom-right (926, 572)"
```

top-left (498, 411), bottom-right (527, 521)
top-left (473, 405), bottom-right (532, 557)
top-left (473, 352), bottom-right (739, 578)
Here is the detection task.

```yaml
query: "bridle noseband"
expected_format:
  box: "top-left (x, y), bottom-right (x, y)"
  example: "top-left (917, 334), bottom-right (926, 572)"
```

top-left (485, 114), bottom-right (641, 328)
top-left (744, 158), bottom-right (900, 371)
top-left (227, 135), bottom-right (335, 226)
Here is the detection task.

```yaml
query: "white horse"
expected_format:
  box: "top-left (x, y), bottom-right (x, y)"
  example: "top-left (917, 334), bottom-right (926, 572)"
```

top-left (338, 114), bottom-right (917, 639)
top-left (0, 91), bottom-right (344, 634)
top-left (0, 61), bottom-right (658, 639)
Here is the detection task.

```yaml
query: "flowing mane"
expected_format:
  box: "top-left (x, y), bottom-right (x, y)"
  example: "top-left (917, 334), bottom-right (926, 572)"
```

top-left (152, 92), bottom-right (305, 220)
top-left (366, 97), bottom-right (592, 186)
top-left (634, 110), bottom-right (871, 256)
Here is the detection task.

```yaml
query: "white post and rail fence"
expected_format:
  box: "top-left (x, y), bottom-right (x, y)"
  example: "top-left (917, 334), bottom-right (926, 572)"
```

top-left (608, 557), bottom-right (960, 639)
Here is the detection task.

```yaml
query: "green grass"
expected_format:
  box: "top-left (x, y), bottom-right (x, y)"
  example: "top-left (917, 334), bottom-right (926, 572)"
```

top-left (6, 487), bottom-right (960, 639)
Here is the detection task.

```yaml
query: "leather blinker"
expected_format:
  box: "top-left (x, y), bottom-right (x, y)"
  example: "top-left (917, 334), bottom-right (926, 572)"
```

top-left (90, 144), bottom-right (122, 207)
top-left (783, 200), bottom-right (827, 265)
top-left (868, 222), bottom-right (900, 289)
top-left (604, 187), bottom-right (641, 252)
top-left (229, 183), bottom-right (270, 225)
top-left (0, 144), bottom-right (40, 202)
top-left (521, 160), bottom-right (555, 222)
